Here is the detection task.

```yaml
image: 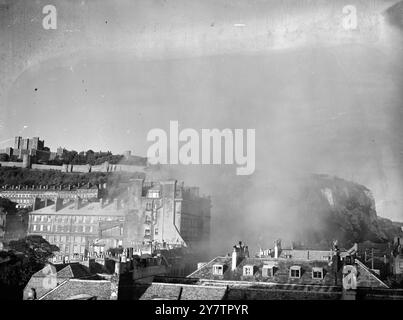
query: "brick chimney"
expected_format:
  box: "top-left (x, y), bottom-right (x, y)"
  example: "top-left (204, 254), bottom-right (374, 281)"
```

top-left (54, 197), bottom-right (63, 212)
top-left (32, 197), bottom-right (41, 211)
top-left (74, 196), bottom-right (82, 210)
top-left (231, 246), bottom-right (238, 271)
top-left (232, 241), bottom-right (245, 272)
top-left (274, 239), bottom-right (281, 259)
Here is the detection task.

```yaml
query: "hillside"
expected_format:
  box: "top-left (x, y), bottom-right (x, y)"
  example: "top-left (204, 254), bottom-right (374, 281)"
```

top-left (292, 174), bottom-right (403, 247)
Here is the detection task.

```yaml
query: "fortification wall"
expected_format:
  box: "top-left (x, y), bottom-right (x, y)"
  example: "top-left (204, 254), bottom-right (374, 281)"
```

top-left (31, 164), bottom-right (63, 171)
top-left (0, 161), bottom-right (24, 168)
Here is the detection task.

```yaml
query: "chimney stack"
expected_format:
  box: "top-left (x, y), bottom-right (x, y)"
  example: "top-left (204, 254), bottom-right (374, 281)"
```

top-left (32, 197), bottom-right (41, 211)
top-left (54, 197), bottom-right (63, 212)
top-left (74, 196), bottom-right (82, 210)
top-left (231, 246), bottom-right (238, 271)
top-left (274, 240), bottom-right (281, 259)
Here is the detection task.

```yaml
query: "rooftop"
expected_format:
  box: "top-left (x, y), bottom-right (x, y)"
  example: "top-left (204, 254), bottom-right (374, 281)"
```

top-left (30, 200), bottom-right (126, 216)
top-left (188, 255), bottom-right (389, 289)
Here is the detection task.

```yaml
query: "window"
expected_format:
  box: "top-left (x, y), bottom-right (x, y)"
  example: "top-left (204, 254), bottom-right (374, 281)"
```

top-left (399, 261), bottom-right (403, 269)
top-left (212, 264), bottom-right (224, 275)
top-left (243, 265), bottom-right (254, 276)
top-left (147, 190), bottom-right (160, 199)
top-left (262, 265), bottom-right (274, 277)
top-left (47, 225), bottom-right (51, 232)
top-left (33, 225), bottom-right (37, 231)
top-left (312, 267), bottom-right (324, 279)
top-left (290, 266), bottom-right (301, 278)
top-left (155, 228), bottom-right (159, 235)
top-left (40, 225), bottom-right (44, 231)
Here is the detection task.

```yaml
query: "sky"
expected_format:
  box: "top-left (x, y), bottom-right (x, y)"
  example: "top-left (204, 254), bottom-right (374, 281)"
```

top-left (1, 0), bottom-right (403, 251)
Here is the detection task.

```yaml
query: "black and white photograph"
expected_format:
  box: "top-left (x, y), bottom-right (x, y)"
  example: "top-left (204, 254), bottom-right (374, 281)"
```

top-left (1, 0), bottom-right (403, 306)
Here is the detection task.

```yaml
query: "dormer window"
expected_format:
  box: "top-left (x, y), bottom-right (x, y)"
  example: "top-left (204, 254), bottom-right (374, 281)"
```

top-left (290, 266), bottom-right (301, 278)
top-left (262, 264), bottom-right (276, 277)
top-left (312, 267), bottom-right (324, 279)
top-left (212, 264), bottom-right (224, 275)
top-left (243, 265), bottom-right (254, 276)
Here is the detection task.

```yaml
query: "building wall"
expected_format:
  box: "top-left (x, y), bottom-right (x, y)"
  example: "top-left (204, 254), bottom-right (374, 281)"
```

top-left (31, 164), bottom-right (64, 171)
top-left (28, 204), bottom-right (125, 259)
top-left (26, 179), bottom-right (210, 257)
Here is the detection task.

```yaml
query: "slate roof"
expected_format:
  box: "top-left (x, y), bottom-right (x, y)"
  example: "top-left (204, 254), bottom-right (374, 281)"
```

top-left (57, 263), bottom-right (101, 280)
top-left (138, 283), bottom-right (227, 300)
top-left (39, 279), bottom-right (112, 300)
top-left (31, 200), bottom-right (125, 216)
top-left (24, 262), bottom-right (104, 300)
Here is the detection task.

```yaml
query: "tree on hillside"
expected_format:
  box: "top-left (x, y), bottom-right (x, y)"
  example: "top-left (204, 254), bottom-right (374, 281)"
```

top-left (0, 236), bottom-right (59, 299)
top-left (8, 235), bottom-right (59, 265)
top-left (0, 153), bottom-right (9, 161)
top-left (0, 198), bottom-right (17, 214)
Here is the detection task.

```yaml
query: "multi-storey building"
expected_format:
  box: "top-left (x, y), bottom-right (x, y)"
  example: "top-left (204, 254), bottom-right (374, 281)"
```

top-left (28, 197), bottom-right (125, 260)
top-left (124, 179), bottom-right (211, 249)
top-left (0, 183), bottom-right (100, 208)
top-left (27, 179), bottom-right (211, 262)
